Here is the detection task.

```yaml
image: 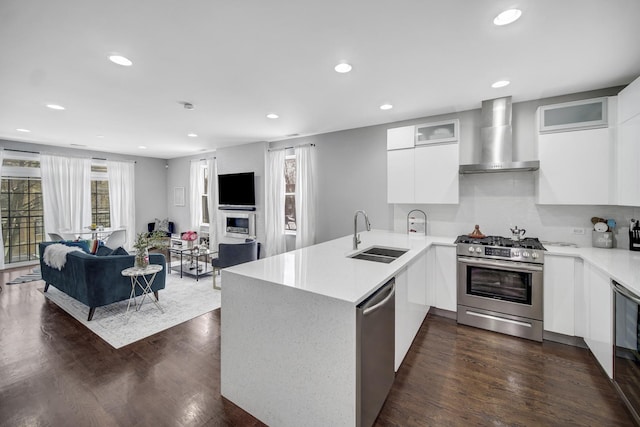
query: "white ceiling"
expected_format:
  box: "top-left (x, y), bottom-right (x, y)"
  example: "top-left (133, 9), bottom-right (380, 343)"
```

top-left (1, 0), bottom-right (639, 159)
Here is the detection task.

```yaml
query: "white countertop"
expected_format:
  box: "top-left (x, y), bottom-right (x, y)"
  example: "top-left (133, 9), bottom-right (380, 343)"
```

top-left (544, 244), bottom-right (640, 296)
top-left (225, 229), bottom-right (455, 304)
top-left (225, 229), bottom-right (640, 303)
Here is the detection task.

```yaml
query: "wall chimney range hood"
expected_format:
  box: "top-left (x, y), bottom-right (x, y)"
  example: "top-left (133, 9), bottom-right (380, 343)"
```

top-left (459, 96), bottom-right (539, 174)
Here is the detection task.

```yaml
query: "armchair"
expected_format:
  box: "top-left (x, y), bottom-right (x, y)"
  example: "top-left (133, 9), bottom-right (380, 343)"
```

top-left (147, 221), bottom-right (175, 237)
top-left (212, 240), bottom-right (260, 289)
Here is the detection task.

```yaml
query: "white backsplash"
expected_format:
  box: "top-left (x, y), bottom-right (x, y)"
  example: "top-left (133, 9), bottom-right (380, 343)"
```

top-left (393, 172), bottom-right (640, 248)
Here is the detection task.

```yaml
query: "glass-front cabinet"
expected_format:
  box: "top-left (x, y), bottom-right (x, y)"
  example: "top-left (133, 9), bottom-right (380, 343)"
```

top-left (415, 119), bottom-right (459, 145)
top-left (539, 97), bottom-right (609, 133)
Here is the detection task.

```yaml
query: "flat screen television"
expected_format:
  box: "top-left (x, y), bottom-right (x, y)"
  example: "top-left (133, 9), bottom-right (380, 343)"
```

top-left (218, 172), bottom-right (255, 206)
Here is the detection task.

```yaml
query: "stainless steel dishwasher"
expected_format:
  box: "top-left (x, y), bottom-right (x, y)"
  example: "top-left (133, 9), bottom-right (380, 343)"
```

top-left (612, 280), bottom-right (640, 424)
top-left (356, 278), bottom-right (396, 427)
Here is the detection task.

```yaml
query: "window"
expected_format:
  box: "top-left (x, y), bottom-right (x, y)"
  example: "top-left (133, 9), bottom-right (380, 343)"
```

top-left (1, 157), bottom-right (44, 263)
top-left (284, 154), bottom-right (296, 231)
top-left (201, 165), bottom-right (209, 224)
top-left (90, 164), bottom-right (110, 227)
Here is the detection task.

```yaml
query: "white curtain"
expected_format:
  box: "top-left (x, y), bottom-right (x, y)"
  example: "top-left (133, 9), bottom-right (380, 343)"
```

top-left (207, 157), bottom-right (218, 250)
top-left (107, 160), bottom-right (135, 250)
top-left (189, 160), bottom-right (205, 231)
top-left (265, 149), bottom-right (286, 256)
top-left (40, 154), bottom-right (92, 239)
top-left (0, 151), bottom-right (5, 269)
top-left (294, 145), bottom-right (316, 249)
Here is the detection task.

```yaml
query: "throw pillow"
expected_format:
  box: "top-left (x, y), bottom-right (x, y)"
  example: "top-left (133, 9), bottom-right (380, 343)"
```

top-left (109, 246), bottom-right (129, 256)
top-left (62, 240), bottom-right (90, 253)
top-left (95, 245), bottom-right (113, 256)
top-left (155, 218), bottom-right (170, 233)
top-left (88, 239), bottom-right (101, 255)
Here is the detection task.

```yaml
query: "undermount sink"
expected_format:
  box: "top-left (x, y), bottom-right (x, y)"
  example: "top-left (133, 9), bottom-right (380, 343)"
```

top-left (349, 246), bottom-right (409, 263)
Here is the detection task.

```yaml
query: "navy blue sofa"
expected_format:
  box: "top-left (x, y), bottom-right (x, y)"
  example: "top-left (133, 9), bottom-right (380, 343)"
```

top-left (39, 242), bottom-right (166, 321)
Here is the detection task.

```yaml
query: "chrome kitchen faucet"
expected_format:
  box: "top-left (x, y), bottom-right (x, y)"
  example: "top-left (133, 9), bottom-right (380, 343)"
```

top-left (353, 210), bottom-right (371, 250)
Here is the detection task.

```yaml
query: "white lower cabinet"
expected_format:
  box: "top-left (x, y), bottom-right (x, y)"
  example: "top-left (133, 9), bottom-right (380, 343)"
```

top-left (435, 245), bottom-right (457, 312)
top-left (394, 251), bottom-right (429, 371)
top-left (583, 261), bottom-right (613, 378)
top-left (543, 255), bottom-right (576, 335)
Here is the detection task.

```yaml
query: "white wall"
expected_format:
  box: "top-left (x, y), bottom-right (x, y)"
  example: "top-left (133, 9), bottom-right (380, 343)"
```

top-left (392, 173), bottom-right (640, 248)
top-left (269, 126), bottom-right (394, 244)
top-left (0, 139), bottom-right (168, 236)
top-left (267, 85), bottom-right (640, 248)
top-left (167, 141), bottom-right (266, 244)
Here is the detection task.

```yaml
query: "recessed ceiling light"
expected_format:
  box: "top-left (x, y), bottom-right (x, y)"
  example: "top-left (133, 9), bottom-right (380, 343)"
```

top-left (491, 80), bottom-right (511, 88)
top-left (266, 113), bottom-right (279, 119)
top-left (334, 63), bottom-right (353, 73)
top-left (108, 54), bottom-right (133, 66)
top-left (96, 135), bottom-right (105, 138)
top-left (70, 143), bottom-right (87, 147)
top-left (138, 145), bottom-right (147, 149)
top-left (16, 128), bottom-right (31, 133)
top-left (380, 104), bottom-right (393, 110)
top-left (46, 104), bottom-right (65, 110)
top-left (188, 133), bottom-right (198, 138)
top-left (493, 9), bottom-right (522, 26)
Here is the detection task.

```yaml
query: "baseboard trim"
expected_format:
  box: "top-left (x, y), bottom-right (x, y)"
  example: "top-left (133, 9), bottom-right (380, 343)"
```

top-left (543, 331), bottom-right (588, 348)
top-left (429, 307), bottom-right (457, 320)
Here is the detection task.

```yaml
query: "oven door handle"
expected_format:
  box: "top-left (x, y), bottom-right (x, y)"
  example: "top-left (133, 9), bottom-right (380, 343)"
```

top-left (458, 256), bottom-right (543, 272)
top-left (611, 281), bottom-right (640, 305)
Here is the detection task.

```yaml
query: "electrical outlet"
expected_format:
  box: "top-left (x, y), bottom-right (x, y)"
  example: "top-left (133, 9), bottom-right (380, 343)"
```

top-left (571, 227), bottom-right (585, 235)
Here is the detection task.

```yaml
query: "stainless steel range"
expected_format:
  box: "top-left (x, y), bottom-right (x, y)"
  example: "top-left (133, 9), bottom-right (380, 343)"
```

top-left (455, 234), bottom-right (546, 342)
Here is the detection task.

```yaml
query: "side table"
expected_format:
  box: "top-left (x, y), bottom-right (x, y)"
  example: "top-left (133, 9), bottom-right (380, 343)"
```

top-left (121, 264), bottom-right (164, 314)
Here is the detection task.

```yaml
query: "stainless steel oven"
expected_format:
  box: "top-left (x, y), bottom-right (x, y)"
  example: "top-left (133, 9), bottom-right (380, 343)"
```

top-left (455, 235), bottom-right (545, 342)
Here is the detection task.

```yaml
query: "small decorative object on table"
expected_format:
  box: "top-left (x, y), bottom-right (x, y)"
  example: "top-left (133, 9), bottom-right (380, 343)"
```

top-left (469, 224), bottom-right (486, 238)
top-left (133, 230), bottom-right (169, 268)
top-left (181, 230), bottom-right (198, 249)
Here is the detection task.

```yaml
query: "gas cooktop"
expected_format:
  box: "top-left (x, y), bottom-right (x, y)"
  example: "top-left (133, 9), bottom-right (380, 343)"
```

top-left (454, 235), bottom-right (546, 263)
top-left (455, 235), bottom-right (546, 250)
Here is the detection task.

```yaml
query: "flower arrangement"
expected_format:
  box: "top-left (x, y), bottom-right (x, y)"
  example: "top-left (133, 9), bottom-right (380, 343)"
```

top-left (181, 230), bottom-right (198, 249)
top-left (181, 230), bottom-right (198, 241)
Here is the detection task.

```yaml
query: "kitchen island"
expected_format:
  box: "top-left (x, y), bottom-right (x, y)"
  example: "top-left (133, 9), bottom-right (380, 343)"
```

top-left (220, 230), bottom-right (453, 427)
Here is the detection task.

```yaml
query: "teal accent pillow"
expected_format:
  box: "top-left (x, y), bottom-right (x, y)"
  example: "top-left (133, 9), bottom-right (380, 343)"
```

top-left (95, 245), bottom-right (113, 256)
top-left (62, 240), bottom-right (90, 253)
top-left (109, 246), bottom-right (129, 256)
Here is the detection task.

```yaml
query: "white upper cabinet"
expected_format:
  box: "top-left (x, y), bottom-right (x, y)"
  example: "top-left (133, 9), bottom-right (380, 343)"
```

top-left (387, 122), bottom-right (460, 204)
top-left (536, 97), bottom-right (616, 205)
top-left (617, 76), bottom-right (640, 207)
top-left (387, 125), bottom-right (415, 150)
top-left (415, 119), bottom-right (459, 145)
top-left (539, 97), bottom-right (608, 133)
top-left (619, 75), bottom-right (640, 123)
top-left (414, 144), bottom-right (459, 204)
top-left (387, 149), bottom-right (415, 204)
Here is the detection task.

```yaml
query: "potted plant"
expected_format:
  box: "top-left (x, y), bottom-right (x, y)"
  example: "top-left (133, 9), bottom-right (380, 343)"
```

top-left (133, 230), bottom-right (169, 268)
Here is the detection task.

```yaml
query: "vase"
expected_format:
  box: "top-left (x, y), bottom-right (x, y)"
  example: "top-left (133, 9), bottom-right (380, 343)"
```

top-left (186, 240), bottom-right (194, 249)
top-left (135, 248), bottom-right (149, 268)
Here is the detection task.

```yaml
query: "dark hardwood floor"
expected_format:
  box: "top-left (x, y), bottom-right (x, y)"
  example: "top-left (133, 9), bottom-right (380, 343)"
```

top-left (0, 267), bottom-right (635, 426)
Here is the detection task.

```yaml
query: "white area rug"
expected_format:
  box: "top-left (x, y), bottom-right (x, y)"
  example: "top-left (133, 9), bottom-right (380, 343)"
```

top-left (41, 271), bottom-right (221, 349)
